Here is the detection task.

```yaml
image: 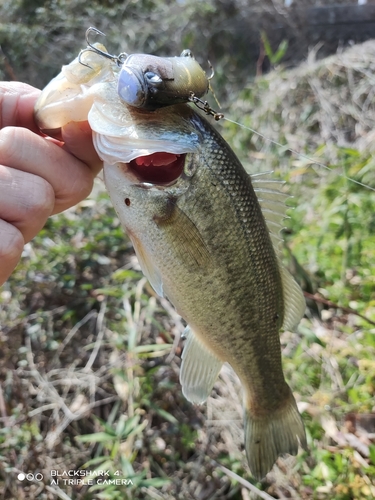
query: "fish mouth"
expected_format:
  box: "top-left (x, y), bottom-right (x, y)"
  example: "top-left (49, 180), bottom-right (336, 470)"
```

top-left (128, 152), bottom-right (185, 185)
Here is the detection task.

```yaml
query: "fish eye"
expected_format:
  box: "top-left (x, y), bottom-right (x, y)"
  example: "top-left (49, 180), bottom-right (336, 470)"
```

top-left (144, 72), bottom-right (163, 86)
top-left (180, 49), bottom-right (194, 58)
top-left (117, 65), bottom-right (146, 107)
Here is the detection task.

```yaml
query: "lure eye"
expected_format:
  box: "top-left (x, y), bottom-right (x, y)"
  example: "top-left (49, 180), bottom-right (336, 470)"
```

top-left (117, 65), bottom-right (146, 107)
top-left (144, 72), bottom-right (163, 85)
top-left (117, 67), bottom-right (164, 107)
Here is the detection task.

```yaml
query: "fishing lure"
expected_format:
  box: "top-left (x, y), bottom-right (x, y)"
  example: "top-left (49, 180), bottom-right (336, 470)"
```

top-left (80, 27), bottom-right (216, 112)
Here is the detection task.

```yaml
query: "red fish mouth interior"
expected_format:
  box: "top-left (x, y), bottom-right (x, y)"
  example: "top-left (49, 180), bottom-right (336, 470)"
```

top-left (128, 152), bottom-right (185, 184)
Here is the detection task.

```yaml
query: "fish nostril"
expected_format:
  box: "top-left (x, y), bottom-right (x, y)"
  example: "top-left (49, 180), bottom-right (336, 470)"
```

top-left (125, 198), bottom-right (131, 206)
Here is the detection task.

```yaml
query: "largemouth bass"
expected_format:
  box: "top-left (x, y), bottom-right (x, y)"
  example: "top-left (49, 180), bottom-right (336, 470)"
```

top-left (34, 37), bottom-right (307, 480)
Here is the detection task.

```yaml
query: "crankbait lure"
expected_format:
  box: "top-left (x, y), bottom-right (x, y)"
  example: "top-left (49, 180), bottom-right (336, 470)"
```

top-left (79, 27), bottom-right (216, 112)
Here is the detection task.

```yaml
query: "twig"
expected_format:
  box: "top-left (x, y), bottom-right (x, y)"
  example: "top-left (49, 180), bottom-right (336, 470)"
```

top-left (304, 291), bottom-right (375, 327)
top-left (212, 460), bottom-right (275, 500)
top-left (52, 309), bottom-right (97, 365)
top-left (28, 403), bottom-right (56, 417)
top-left (25, 337), bottom-right (77, 421)
top-left (141, 487), bottom-right (165, 500)
top-left (241, 489), bottom-right (251, 500)
top-left (45, 484), bottom-right (73, 500)
top-left (27, 305), bottom-right (67, 322)
top-left (45, 394), bottom-right (118, 448)
top-left (166, 328), bottom-right (181, 364)
top-left (84, 299), bottom-right (107, 372)
top-left (0, 383), bottom-right (7, 423)
top-left (0, 45), bottom-right (17, 80)
top-left (159, 297), bottom-right (184, 363)
top-left (256, 37), bottom-right (265, 78)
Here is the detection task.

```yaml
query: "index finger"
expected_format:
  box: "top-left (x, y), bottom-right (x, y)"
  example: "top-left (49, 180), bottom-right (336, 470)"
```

top-left (1, 82), bottom-right (102, 173)
top-left (0, 82), bottom-right (41, 132)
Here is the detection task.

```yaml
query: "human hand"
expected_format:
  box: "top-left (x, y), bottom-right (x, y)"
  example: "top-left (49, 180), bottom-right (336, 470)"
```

top-left (0, 81), bottom-right (103, 285)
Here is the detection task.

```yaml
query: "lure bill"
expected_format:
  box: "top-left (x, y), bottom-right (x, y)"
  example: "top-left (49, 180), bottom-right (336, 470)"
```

top-left (34, 29), bottom-right (307, 480)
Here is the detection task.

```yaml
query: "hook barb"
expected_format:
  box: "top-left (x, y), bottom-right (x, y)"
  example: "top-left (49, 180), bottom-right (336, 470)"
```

top-left (78, 27), bottom-right (128, 68)
top-left (207, 60), bottom-right (215, 81)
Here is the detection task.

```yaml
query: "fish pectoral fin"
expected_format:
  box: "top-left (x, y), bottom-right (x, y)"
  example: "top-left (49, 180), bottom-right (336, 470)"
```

top-left (128, 232), bottom-right (164, 297)
top-left (279, 263), bottom-right (306, 331)
top-left (154, 197), bottom-right (211, 270)
top-left (244, 387), bottom-right (307, 480)
top-left (180, 326), bottom-right (223, 404)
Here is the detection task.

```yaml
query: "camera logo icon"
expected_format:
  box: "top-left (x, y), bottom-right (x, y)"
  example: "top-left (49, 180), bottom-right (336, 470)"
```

top-left (18, 472), bottom-right (44, 481)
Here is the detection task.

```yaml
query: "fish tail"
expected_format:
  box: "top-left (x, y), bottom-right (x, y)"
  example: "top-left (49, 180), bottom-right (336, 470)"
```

top-left (243, 387), bottom-right (307, 480)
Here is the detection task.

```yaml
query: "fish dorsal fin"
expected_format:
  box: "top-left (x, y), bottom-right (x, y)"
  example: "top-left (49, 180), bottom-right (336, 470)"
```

top-left (279, 264), bottom-right (306, 331)
top-left (251, 172), bottom-right (306, 330)
top-left (251, 172), bottom-right (289, 253)
top-left (180, 326), bottom-right (223, 404)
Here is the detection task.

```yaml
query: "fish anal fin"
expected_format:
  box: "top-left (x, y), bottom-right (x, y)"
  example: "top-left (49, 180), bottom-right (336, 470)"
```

top-left (279, 264), bottom-right (306, 331)
top-left (180, 326), bottom-right (223, 404)
top-left (154, 197), bottom-right (211, 270)
top-left (128, 231), bottom-right (164, 297)
top-left (244, 387), bottom-right (307, 480)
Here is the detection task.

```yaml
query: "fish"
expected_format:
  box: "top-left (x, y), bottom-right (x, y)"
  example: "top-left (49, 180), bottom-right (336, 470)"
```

top-left (34, 36), bottom-right (307, 480)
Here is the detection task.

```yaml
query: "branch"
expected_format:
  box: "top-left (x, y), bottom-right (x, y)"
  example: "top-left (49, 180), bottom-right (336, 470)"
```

top-left (303, 291), bottom-right (375, 327)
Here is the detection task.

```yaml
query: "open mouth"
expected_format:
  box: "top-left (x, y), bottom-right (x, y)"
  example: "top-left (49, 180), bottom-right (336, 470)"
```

top-left (128, 152), bottom-right (186, 185)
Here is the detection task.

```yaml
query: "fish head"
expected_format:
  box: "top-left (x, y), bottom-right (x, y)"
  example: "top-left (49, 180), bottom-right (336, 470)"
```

top-left (33, 29), bottom-right (209, 194)
top-left (34, 39), bottom-right (206, 201)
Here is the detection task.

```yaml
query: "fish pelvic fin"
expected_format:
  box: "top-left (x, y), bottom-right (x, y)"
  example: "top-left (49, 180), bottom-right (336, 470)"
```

top-left (180, 326), bottom-right (223, 404)
top-left (243, 388), bottom-right (307, 481)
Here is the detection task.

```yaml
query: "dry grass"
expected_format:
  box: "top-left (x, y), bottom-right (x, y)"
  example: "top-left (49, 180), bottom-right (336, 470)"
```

top-left (225, 39), bottom-right (375, 172)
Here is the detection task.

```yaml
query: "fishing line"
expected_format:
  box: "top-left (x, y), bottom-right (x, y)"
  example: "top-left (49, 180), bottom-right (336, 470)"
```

top-left (223, 116), bottom-right (375, 193)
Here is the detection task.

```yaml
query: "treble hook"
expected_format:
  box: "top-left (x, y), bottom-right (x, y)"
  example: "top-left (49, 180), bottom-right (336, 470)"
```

top-left (78, 27), bottom-right (128, 68)
top-left (188, 92), bottom-right (224, 121)
top-left (207, 60), bottom-right (215, 81)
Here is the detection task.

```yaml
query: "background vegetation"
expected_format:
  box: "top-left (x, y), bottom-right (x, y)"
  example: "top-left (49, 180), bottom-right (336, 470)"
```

top-left (1, 1), bottom-right (374, 499)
